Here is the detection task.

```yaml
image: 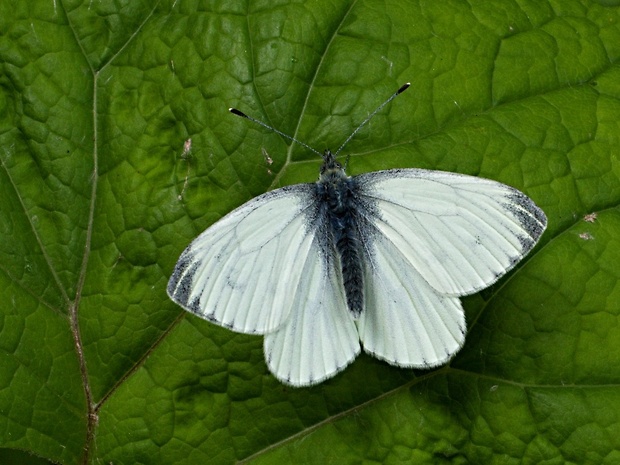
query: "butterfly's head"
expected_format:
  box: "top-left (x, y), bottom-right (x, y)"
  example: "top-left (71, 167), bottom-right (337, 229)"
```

top-left (320, 150), bottom-right (345, 175)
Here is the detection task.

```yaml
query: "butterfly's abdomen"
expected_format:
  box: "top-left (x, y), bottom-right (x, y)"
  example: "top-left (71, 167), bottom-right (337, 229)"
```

top-left (317, 172), bottom-right (365, 318)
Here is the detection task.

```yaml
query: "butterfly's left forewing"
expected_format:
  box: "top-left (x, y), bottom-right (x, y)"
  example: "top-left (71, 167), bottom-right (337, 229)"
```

top-left (167, 185), bottom-right (318, 334)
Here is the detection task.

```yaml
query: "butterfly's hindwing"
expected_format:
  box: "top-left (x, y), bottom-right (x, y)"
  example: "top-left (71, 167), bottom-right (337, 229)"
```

top-left (263, 213), bottom-right (360, 386)
top-left (357, 225), bottom-right (466, 367)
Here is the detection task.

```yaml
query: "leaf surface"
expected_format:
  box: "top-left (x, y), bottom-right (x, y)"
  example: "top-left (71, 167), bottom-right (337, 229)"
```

top-left (0, 1), bottom-right (619, 464)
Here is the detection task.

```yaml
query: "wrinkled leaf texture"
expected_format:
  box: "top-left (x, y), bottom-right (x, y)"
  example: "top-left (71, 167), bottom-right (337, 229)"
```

top-left (0, 0), bottom-right (619, 464)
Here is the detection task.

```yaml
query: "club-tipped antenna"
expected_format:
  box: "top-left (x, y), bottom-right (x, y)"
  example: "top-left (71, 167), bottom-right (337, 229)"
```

top-left (229, 82), bottom-right (410, 165)
top-left (229, 108), bottom-right (322, 157)
top-left (334, 82), bottom-right (410, 161)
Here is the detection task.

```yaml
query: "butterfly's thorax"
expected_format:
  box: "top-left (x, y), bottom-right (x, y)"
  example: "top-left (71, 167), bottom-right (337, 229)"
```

top-left (316, 150), bottom-right (365, 318)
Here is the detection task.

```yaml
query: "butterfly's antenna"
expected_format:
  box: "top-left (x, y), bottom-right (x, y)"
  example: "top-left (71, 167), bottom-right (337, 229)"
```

top-left (335, 82), bottom-right (410, 168)
top-left (229, 108), bottom-right (322, 157)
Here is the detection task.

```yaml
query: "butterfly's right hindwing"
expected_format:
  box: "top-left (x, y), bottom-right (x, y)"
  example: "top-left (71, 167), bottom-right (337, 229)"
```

top-left (356, 224), bottom-right (466, 367)
top-left (167, 184), bottom-right (318, 334)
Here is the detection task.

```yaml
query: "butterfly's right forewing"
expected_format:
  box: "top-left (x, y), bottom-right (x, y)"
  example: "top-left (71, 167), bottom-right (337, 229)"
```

top-left (356, 169), bottom-right (547, 296)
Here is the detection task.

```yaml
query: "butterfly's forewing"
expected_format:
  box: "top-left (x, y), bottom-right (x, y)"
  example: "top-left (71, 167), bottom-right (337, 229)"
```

top-left (356, 169), bottom-right (547, 296)
top-left (264, 232), bottom-right (360, 386)
top-left (167, 185), bottom-right (317, 334)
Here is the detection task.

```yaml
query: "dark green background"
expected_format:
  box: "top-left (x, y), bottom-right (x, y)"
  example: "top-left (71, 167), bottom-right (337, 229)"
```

top-left (1, 0), bottom-right (619, 464)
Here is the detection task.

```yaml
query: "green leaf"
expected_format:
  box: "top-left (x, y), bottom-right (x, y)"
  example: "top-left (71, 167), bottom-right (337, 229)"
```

top-left (1, 0), bottom-right (619, 464)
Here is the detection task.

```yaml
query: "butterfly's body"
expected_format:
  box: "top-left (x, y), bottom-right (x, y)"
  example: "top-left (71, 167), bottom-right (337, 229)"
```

top-left (168, 84), bottom-right (548, 386)
top-left (315, 150), bottom-right (367, 318)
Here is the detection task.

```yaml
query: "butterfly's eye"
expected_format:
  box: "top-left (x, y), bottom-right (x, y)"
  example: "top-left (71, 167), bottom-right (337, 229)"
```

top-left (320, 160), bottom-right (342, 175)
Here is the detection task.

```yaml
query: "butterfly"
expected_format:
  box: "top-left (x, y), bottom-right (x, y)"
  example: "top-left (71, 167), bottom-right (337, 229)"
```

top-left (167, 83), bottom-right (547, 387)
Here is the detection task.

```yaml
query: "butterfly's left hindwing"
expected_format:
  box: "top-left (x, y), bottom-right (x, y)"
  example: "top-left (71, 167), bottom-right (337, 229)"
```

top-left (264, 231), bottom-right (360, 386)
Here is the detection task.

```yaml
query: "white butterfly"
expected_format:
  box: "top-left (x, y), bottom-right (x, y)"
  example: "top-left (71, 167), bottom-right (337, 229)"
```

top-left (167, 84), bottom-right (547, 386)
